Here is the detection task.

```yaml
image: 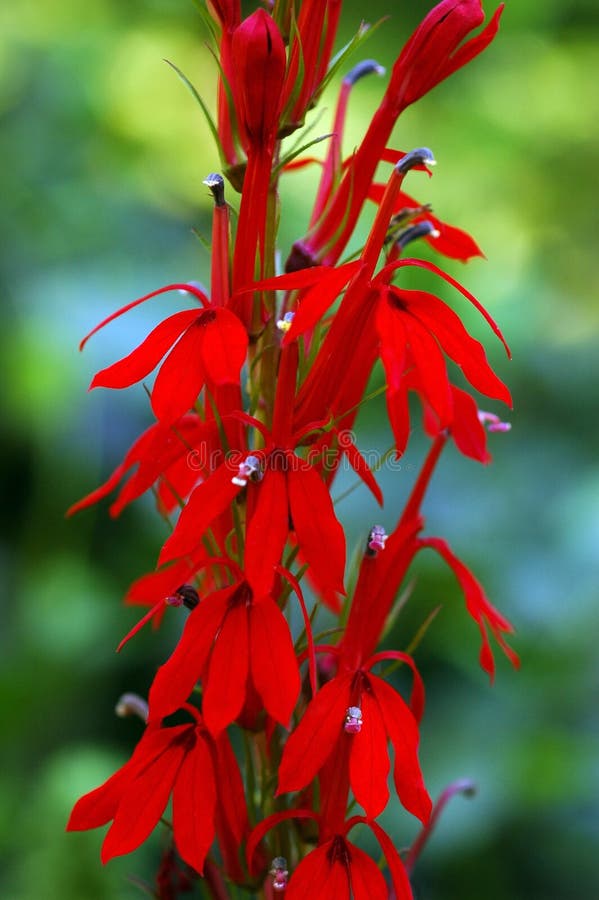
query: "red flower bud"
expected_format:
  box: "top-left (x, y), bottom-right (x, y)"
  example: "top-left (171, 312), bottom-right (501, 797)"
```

top-left (231, 9), bottom-right (286, 149)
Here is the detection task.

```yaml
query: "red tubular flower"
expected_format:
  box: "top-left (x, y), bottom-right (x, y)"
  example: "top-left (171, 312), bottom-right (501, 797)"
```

top-left (147, 579), bottom-right (300, 736)
top-left (276, 656), bottom-right (431, 823)
top-left (247, 812), bottom-right (414, 900)
top-left (82, 283), bottom-right (248, 426)
top-left (276, 174), bottom-right (511, 459)
top-left (288, 1), bottom-right (503, 269)
top-left (67, 715), bottom-right (219, 875)
top-left (287, 835), bottom-right (393, 899)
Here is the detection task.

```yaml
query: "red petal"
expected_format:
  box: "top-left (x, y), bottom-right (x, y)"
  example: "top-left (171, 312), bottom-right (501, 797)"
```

top-left (238, 266), bottom-right (334, 295)
top-left (418, 536), bottom-right (519, 680)
top-left (277, 674), bottom-right (352, 794)
top-left (151, 322), bottom-right (206, 424)
top-left (345, 842), bottom-right (389, 900)
top-left (284, 262), bottom-right (361, 344)
top-left (444, 4), bottom-right (504, 81)
top-left (405, 290), bottom-right (511, 405)
top-left (158, 463), bottom-right (241, 565)
top-left (403, 313), bottom-right (452, 426)
top-left (245, 468), bottom-right (289, 596)
top-left (213, 731), bottom-right (250, 846)
top-left (427, 218), bottom-right (484, 261)
top-left (380, 257), bottom-right (510, 358)
top-left (201, 308), bottom-right (248, 385)
top-left (288, 463), bottom-right (346, 598)
top-left (349, 690), bottom-right (390, 818)
top-left (337, 431), bottom-right (383, 506)
top-left (376, 291), bottom-right (408, 393)
top-left (250, 597), bottom-right (300, 727)
top-left (67, 766), bottom-right (131, 832)
top-left (148, 589), bottom-right (230, 722)
top-left (101, 732), bottom-right (188, 863)
top-left (369, 674), bottom-right (432, 824)
top-left (362, 819), bottom-right (415, 900)
top-left (66, 725), bottom-right (179, 831)
top-left (79, 283), bottom-right (209, 351)
top-left (172, 732), bottom-right (217, 874)
top-left (90, 309), bottom-right (198, 390)
top-left (203, 600), bottom-right (250, 735)
top-left (448, 385), bottom-right (491, 463)
top-left (286, 842), bottom-right (336, 900)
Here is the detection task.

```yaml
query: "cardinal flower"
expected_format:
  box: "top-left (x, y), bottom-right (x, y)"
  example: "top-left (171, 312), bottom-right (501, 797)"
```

top-left (251, 153), bottom-right (511, 459)
top-left (147, 578), bottom-right (301, 736)
top-left (287, 0), bottom-right (503, 269)
top-left (67, 710), bottom-right (228, 874)
top-left (82, 282), bottom-right (248, 426)
top-left (247, 812), bottom-right (414, 900)
top-left (276, 652), bottom-right (431, 822)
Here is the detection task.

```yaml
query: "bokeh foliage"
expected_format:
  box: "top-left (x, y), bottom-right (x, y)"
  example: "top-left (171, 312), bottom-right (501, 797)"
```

top-left (1, 1), bottom-right (597, 898)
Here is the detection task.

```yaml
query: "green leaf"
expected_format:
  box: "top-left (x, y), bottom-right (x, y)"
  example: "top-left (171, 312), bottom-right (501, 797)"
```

top-left (164, 58), bottom-right (225, 164)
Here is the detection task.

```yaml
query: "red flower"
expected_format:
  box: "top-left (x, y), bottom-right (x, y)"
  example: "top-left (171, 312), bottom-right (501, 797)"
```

top-left (276, 654), bottom-right (431, 823)
top-left (147, 579), bottom-right (300, 736)
top-left (67, 714), bottom-right (221, 874)
top-left (252, 156), bottom-right (511, 460)
top-left (82, 283), bottom-right (248, 426)
top-left (247, 812), bottom-right (414, 900)
top-left (287, 1), bottom-right (503, 269)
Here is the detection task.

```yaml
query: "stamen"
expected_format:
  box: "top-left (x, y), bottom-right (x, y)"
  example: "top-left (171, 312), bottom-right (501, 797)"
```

top-left (343, 59), bottom-right (386, 86)
top-left (115, 692), bottom-right (149, 723)
top-left (203, 172), bottom-right (226, 207)
top-left (366, 524), bottom-right (388, 557)
top-left (396, 147), bottom-right (436, 175)
top-left (276, 311), bottom-right (295, 333)
top-left (344, 705), bottom-right (363, 734)
top-left (270, 856), bottom-right (289, 892)
top-left (231, 455), bottom-right (263, 487)
top-left (478, 411), bottom-right (512, 433)
top-left (394, 220), bottom-right (440, 250)
top-left (166, 584), bottom-right (200, 610)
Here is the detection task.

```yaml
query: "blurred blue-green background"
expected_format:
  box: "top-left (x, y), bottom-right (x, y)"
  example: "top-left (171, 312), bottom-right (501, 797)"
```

top-left (1, 1), bottom-right (597, 898)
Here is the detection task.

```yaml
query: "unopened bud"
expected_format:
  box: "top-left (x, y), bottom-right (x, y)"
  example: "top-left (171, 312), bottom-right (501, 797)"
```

top-left (344, 706), bottom-right (363, 734)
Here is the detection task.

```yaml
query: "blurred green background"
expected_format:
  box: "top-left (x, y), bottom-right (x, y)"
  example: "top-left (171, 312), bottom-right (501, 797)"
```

top-left (1, 1), bottom-right (597, 898)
